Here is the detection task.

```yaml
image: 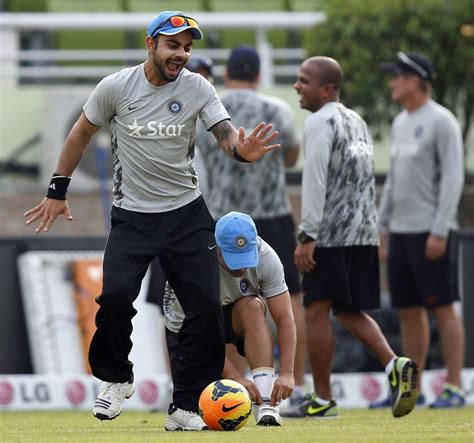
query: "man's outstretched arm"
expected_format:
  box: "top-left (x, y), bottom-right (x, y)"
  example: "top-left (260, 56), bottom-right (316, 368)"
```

top-left (24, 113), bottom-right (100, 233)
top-left (210, 119), bottom-right (280, 162)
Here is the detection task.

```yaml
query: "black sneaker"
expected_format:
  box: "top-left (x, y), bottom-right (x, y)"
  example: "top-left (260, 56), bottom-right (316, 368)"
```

top-left (293, 393), bottom-right (338, 418)
top-left (389, 357), bottom-right (418, 418)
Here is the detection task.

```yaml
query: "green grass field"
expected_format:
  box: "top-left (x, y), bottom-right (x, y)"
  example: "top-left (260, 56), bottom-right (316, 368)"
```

top-left (1, 408), bottom-right (473, 442)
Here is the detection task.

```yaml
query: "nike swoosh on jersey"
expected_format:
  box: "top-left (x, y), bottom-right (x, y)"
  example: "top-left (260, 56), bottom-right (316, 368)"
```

top-left (208, 244), bottom-right (217, 250)
top-left (222, 402), bottom-right (244, 413)
top-left (128, 105), bottom-right (139, 111)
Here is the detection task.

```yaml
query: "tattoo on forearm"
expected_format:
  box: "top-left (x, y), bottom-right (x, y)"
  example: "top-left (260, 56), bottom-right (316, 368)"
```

top-left (211, 120), bottom-right (235, 157)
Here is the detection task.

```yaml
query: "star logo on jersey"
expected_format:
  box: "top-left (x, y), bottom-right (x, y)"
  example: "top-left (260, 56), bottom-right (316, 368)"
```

top-left (167, 99), bottom-right (183, 115)
top-left (127, 119), bottom-right (144, 137)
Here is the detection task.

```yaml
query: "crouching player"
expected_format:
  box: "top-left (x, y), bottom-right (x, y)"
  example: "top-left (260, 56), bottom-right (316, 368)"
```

top-left (163, 211), bottom-right (296, 427)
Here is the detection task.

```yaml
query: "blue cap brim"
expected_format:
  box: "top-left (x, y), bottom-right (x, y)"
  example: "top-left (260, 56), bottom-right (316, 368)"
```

top-left (221, 248), bottom-right (258, 270)
top-left (159, 26), bottom-right (203, 40)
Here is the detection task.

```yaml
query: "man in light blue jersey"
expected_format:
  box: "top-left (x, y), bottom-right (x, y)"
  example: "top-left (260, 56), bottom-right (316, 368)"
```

top-left (373, 52), bottom-right (465, 409)
top-left (292, 56), bottom-right (417, 419)
top-left (24, 11), bottom-right (280, 431)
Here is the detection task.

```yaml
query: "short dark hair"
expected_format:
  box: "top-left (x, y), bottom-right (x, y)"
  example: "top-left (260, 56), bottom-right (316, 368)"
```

top-left (226, 45), bottom-right (260, 82)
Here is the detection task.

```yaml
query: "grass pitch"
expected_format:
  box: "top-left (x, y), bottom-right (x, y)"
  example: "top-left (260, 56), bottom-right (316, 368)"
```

top-left (1, 407), bottom-right (473, 442)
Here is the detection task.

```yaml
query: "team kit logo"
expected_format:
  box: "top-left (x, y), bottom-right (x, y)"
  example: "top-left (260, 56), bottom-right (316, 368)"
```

top-left (235, 235), bottom-right (248, 249)
top-left (127, 98), bottom-right (185, 137)
top-left (239, 278), bottom-right (250, 293)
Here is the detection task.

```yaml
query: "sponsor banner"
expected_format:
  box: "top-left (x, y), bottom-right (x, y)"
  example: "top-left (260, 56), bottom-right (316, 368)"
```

top-left (1, 369), bottom-right (473, 411)
top-left (0, 375), bottom-right (172, 410)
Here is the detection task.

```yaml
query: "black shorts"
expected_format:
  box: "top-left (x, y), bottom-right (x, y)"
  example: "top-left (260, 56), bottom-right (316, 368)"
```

top-left (302, 246), bottom-right (380, 314)
top-left (222, 296), bottom-right (266, 357)
top-left (388, 232), bottom-right (459, 308)
top-left (254, 215), bottom-right (302, 295)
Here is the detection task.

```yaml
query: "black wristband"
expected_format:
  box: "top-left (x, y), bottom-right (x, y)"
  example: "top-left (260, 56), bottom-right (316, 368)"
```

top-left (232, 147), bottom-right (250, 163)
top-left (46, 173), bottom-right (71, 200)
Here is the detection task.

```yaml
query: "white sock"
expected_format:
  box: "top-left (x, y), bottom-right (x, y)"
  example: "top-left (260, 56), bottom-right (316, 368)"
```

top-left (385, 356), bottom-right (397, 375)
top-left (251, 367), bottom-right (275, 404)
top-left (315, 395), bottom-right (330, 405)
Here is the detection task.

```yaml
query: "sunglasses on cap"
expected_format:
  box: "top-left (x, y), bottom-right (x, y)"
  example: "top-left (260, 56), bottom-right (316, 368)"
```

top-left (150, 15), bottom-right (199, 38)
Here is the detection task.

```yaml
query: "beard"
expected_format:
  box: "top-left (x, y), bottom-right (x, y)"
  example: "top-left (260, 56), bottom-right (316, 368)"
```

top-left (152, 54), bottom-right (184, 83)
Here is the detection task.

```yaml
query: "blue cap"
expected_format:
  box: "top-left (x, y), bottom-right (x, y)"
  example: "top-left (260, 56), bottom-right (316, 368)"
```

top-left (215, 212), bottom-right (259, 270)
top-left (147, 11), bottom-right (203, 40)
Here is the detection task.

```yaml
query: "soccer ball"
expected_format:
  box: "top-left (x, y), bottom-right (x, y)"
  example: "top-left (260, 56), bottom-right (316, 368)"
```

top-left (199, 379), bottom-right (252, 431)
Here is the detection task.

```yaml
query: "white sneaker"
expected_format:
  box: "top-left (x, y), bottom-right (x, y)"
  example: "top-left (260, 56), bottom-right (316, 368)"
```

top-left (93, 381), bottom-right (135, 420)
top-left (165, 403), bottom-right (209, 431)
top-left (255, 404), bottom-right (283, 426)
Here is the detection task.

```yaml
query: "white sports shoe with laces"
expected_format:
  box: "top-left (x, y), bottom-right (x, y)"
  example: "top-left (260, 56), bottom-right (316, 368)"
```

top-left (93, 381), bottom-right (135, 420)
top-left (255, 404), bottom-right (283, 426)
top-left (165, 403), bottom-right (209, 431)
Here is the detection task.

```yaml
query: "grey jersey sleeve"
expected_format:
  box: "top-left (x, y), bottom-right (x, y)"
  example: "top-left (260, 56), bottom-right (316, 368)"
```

top-left (431, 113), bottom-right (464, 237)
top-left (299, 115), bottom-right (331, 240)
top-left (83, 74), bottom-right (118, 126)
top-left (258, 240), bottom-right (288, 298)
top-left (378, 124), bottom-right (394, 231)
top-left (199, 82), bottom-right (230, 131)
top-left (378, 172), bottom-right (392, 232)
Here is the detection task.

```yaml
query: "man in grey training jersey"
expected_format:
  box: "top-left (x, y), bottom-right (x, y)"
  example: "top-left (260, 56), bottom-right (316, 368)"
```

top-left (292, 56), bottom-right (417, 419)
top-left (164, 211), bottom-right (296, 427)
top-left (374, 52), bottom-right (465, 409)
top-left (24, 11), bottom-right (280, 431)
top-left (196, 46), bottom-right (307, 411)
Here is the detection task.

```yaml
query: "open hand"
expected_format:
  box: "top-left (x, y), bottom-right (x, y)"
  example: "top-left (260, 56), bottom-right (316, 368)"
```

top-left (24, 197), bottom-right (73, 233)
top-left (234, 122), bottom-right (280, 162)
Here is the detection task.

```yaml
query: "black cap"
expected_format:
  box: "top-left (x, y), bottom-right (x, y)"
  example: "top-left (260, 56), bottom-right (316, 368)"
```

top-left (226, 45), bottom-right (260, 82)
top-left (187, 56), bottom-right (213, 77)
top-left (380, 51), bottom-right (436, 82)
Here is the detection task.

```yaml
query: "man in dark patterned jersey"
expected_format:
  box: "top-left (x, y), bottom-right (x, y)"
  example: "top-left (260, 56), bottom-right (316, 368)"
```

top-left (23, 11), bottom-right (280, 431)
top-left (196, 46), bottom-right (308, 410)
top-left (292, 56), bottom-right (417, 419)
